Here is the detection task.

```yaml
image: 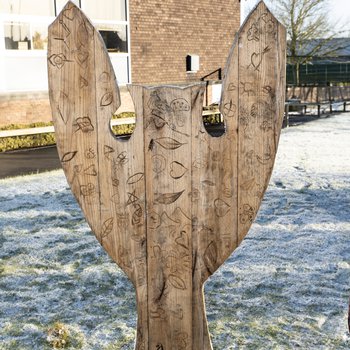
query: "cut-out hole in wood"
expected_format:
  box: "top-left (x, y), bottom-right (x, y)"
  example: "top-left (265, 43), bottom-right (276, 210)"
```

top-left (202, 112), bottom-right (226, 137)
top-left (110, 116), bottom-right (135, 141)
top-left (48, 1), bottom-right (286, 349)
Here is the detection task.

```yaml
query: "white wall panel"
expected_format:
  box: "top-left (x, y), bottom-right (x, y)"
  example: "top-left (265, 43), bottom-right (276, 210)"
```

top-left (2, 54), bottom-right (48, 92)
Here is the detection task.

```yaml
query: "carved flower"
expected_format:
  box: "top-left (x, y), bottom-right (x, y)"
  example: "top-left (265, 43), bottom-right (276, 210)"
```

top-left (48, 54), bottom-right (69, 69)
top-left (239, 116), bottom-right (250, 128)
top-left (260, 118), bottom-right (273, 131)
top-left (189, 188), bottom-right (200, 202)
top-left (265, 19), bottom-right (276, 34)
top-left (239, 204), bottom-right (255, 224)
top-left (153, 245), bottom-right (190, 290)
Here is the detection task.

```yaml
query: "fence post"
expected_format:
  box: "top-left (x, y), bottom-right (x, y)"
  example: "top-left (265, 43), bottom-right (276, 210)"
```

top-left (283, 104), bottom-right (289, 128)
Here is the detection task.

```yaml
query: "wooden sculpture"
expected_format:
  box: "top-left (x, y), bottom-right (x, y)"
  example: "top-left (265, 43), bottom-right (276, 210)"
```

top-left (48, 1), bottom-right (286, 349)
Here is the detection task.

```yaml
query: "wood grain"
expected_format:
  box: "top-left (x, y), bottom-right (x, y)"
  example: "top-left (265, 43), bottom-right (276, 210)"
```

top-left (48, 1), bottom-right (286, 349)
top-left (221, 1), bottom-right (286, 245)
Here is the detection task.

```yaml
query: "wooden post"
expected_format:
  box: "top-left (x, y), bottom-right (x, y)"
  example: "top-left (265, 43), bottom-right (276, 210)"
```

top-left (283, 104), bottom-right (289, 128)
top-left (48, 1), bottom-right (286, 349)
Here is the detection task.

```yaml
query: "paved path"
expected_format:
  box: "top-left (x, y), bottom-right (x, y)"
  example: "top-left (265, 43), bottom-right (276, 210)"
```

top-left (0, 125), bottom-right (226, 179)
top-left (0, 146), bottom-right (61, 179)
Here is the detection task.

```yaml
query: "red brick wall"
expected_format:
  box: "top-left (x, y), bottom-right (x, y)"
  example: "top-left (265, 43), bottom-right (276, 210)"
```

top-left (0, 84), bottom-right (220, 126)
top-left (129, 0), bottom-right (240, 84)
top-left (0, 89), bottom-right (135, 127)
top-left (0, 93), bottom-right (52, 126)
top-left (0, 1), bottom-right (240, 126)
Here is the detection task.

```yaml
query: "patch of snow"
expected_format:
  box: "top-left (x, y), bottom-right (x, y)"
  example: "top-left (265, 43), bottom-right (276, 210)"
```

top-left (0, 114), bottom-right (350, 349)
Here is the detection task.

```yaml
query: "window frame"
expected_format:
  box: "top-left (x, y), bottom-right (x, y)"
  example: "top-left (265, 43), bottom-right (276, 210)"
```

top-left (0, 0), bottom-right (56, 17)
top-left (0, 1), bottom-right (129, 54)
top-left (0, 0), bottom-right (131, 84)
top-left (81, 0), bottom-right (127, 22)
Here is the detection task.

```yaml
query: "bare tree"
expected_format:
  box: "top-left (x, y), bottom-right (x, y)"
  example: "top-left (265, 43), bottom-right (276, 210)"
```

top-left (272, 0), bottom-right (344, 84)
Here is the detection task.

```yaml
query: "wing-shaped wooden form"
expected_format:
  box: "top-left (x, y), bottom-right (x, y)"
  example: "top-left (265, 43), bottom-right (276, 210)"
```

top-left (220, 1), bottom-right (286, 244)
top-left (48, 1), bottom-right (285, 349)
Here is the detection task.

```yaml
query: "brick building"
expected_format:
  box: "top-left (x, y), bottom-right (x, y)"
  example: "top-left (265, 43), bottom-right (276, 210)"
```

top-left (0, 0), bottom-right (240, 126)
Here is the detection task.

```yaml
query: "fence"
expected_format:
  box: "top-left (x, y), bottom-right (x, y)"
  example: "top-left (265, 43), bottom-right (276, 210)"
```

top-left (287, 62), bottom-right (350, 85)
top-left (286, 85), bottom-right (350, 103)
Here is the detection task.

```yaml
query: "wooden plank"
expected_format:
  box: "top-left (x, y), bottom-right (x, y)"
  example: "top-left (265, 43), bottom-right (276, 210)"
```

top-left (0, 118), bottom-right (135, 139)
top-left (221, 0), bottom-right (286, 245)
top-left (48, 3), bottom-right (149, 346)
top-left (48, 1), bottom-right (286, 349)
top-left (0, 126), bottom-right (55, 138)
top-left (142, 85), bottom-right (196, 349)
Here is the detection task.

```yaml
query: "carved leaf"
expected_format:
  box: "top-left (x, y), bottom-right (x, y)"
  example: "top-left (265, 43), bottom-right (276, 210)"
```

top-left (127, 172), bottom-right (145, 185)
top-left (61, 151), bottom-right (77, 163)
top-left (203, 241), bottom-right (218, 274)
top-left (101, 218), bottom-right (114, 239)
top-left (154, 270), bottom-right (167, 302)
top-left (168, 274), bottom-right (186, 290)
top-left (57, 106), bottom-right (68, 124)
top-left (240, 178), bottom-right (256, 191)
top-left (154, 190), bottom-right (184, 205)
top-left (154, 137), bottom-right (186, 150)
top-left (77, 21), bottom-right (93, 46)
top-left (100, 92), bottom-right (113, 106)
top-left (202, 180), bottom-right (215, 187)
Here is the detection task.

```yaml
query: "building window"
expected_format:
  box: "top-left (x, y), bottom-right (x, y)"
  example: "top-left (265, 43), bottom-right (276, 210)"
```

top-left (1, 0), bottom-right (128, 53)
top-left (32, 25), bottom-right (48, 50)
top-left (83, 0), bottom-right (126, 21)
top-left (4, 22), bottom-right (31, 50)
top-left (4, 22), bottom-right (48, 50)
top-left (97, 24), bottom-right (128, 53)
top-left (0, 0), bottom-right (130, 87)
top-left (0, 0), bottom-right (55, 17)
top-left (55, 0), bottom-right (80, 15)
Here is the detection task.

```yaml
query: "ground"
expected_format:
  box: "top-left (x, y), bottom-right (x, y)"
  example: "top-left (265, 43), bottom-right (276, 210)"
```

top-left (0, 113), bottom-right (349, 349)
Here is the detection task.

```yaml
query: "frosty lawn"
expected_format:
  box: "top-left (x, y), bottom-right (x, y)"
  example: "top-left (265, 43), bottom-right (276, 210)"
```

top-left (1, 113), bottom-right (350, 349)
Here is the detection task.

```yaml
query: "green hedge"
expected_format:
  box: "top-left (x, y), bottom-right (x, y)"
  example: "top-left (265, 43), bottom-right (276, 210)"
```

top-left (0, 114), bottom-right (135, 152)
top-left (0, 133), bottom-right (56, 152)
top-left (0, 111), bottom-right (222, 152)
top-left (0, 122), bottom-right (55, 152)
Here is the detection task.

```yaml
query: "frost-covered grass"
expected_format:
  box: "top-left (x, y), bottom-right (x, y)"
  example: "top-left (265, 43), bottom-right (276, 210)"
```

top-left (0, 113), bottom-right (350, 349)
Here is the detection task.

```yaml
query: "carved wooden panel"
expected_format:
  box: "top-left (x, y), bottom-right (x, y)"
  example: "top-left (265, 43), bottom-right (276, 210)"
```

top-left (221, 1), bottom-right (286, 245)
top-left (48, 1), bottom-right (285, 349)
